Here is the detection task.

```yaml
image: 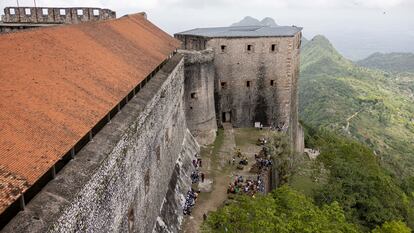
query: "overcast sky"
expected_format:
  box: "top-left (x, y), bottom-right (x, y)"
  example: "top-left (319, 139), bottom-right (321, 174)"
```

top-left (1, 0), bottom-right (413, 60)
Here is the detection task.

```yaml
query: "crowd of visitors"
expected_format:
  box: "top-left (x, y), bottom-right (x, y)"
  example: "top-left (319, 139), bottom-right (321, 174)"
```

top-left (192, 158), bottom-right (202, 168)
top-left (229, 147), bottom-right (249, 169)
top-left (184, 134), bottom-right (274, 216)
top-left (256, 157), bottom-right (272, 171)
top-left (191, 170), bottom-right (205, 183)
top-left (184, 156), bottom-right (206, 215)
top-left (227, 175), bottom-right (265, 196)
top-left (183, 189), bottom-right (199, 216)
top-left (226, 137), bottom-right (273, 197)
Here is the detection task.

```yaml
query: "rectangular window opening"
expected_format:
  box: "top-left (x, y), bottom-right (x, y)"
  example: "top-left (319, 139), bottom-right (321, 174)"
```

top-left (42, 9), bottom-right (48, 16)
top-left (247, 44), bottom-right (253, 51)
top-left (93, 9), bottom-right (100, 16)
top-left (221, 82), bottom-right (227, 89)
top-left (246, 81), bottom-right (251, 87)
top-left (190, 92), bottom-right (197, 99)
top-left (25, 8), bottom-right (31, 15)
top-left (9, 8), bottom-right (16, 15)
top-left (221, 45), bottom-right (226, 52)
top-left (270, 80), bottom-right (275, 86)
top-left (59, 9), bottom-right (66, 16)
top-left (271, 44), bottom-right (277, 52)
top-left (77, 9), bottom-right (84, 16)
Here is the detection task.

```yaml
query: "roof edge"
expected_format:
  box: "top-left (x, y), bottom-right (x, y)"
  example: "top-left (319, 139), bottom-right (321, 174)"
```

top-left (122, 12), bottom-right (147, 19)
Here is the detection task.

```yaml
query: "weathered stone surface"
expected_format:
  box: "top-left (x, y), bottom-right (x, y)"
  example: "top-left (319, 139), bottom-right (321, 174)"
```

top-left (206, 36), bottom-right (301, 129)
top-left (152, 130), bottom-right (199, 233)
top-left (2, 54), bottom-right (198, 233)
top-left (180, 49), bottom-right (218, 145)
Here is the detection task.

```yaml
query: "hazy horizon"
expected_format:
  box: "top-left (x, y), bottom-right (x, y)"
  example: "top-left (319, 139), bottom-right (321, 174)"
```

top-left (1, 0), bottom-right (413, 60)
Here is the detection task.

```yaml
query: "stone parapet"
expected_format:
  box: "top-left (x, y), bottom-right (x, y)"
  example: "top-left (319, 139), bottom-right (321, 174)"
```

top-left (2, 7), bottom-right (115, 24)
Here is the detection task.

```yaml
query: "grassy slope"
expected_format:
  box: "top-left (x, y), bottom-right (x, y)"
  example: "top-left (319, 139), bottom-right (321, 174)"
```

top-left (299, 35), bottom-right (414, 177)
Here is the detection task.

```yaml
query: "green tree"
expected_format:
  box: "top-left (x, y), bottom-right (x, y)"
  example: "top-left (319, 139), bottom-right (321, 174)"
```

top-left (265, 134), bottom-right (301, 186)
top-left (372, 221), bottom-right (411, 233)
top-left (202, 186), bottom-right (360, 233)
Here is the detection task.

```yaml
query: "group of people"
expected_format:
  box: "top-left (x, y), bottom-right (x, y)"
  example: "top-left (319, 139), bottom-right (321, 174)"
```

top-left (183, 189), bottom-right (199, 216)
top-left (270, 122), bottom-right (288, 132)
top-left (227, 175), bottom-right (265, 196)
top-left (191, 157), bottom-right (206, 183)
top-left (183, 156), bottom-right (205, 215)
top-left (192, 158), bottom-right (202, 168)
top-left (257, 138), bottom-right (268, 146)
top-left (230, 147), bottom-right (249, 168)
top-left (256, 157), bottom-right (273, 171)
top-left (191, 170), bottom-right (205, 184)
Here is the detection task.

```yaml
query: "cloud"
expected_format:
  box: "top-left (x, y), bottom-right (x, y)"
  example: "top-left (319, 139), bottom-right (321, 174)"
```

top-left (0, 0), bottom-right (411, 13)
top-left (161, 0), bottom-right (411, 9)
top-left (351, 0), bottom-right (407, 8)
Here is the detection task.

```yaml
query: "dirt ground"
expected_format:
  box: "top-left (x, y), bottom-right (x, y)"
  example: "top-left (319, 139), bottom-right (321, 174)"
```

top-left (181, 126), bottom-right (270, 233)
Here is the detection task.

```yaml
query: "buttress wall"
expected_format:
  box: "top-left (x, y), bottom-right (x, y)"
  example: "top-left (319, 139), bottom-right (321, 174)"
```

top-left (180, 49), bottom-right (217, 145)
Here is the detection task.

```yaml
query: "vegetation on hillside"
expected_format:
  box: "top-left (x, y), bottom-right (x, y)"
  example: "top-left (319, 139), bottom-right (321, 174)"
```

top-left (304, 126), bottom-right (414, 231)
top-left (299, 35), bottom-right (414, 177)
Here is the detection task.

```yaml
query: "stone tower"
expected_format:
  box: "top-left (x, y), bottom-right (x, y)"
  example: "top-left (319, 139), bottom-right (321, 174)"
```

top-left (175, 25), bottom-right (304, 152)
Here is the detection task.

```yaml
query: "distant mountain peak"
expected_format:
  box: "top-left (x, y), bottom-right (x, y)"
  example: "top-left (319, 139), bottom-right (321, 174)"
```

top-left (260, 17), bottom-right (277, 26)
top-left (307, 35), bottom-right (336, 51)
top-left (311, 35), bottom-right (331, 43)
top-left (301, 35), bottom-right (353, 72)
top-left (231, 16), bottom-right (278, 27)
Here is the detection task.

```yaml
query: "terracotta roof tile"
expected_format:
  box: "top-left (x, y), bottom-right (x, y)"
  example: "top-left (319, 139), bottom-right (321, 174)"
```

top-left (0, 13), bottom-right (180, 214)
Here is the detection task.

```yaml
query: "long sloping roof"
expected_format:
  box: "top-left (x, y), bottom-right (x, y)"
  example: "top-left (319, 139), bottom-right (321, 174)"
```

top-left (0, 13), bottom-right (180, 214)
top-left (176, 25), bottom-right (302, 38)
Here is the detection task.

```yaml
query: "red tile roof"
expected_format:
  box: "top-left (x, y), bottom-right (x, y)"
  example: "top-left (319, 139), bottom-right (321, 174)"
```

top-left (0, 13), bottom-right (180, 214)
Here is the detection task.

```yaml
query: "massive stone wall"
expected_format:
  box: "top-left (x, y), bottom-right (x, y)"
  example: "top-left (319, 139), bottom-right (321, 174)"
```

top-left (152, 130), bottom-right (199, 233)
top-left (180, 49), bottom-right (217, 145)
top-left (1, 55), bottom-right (199, 233)
top-left (2, 7), bottom-right (115, 24)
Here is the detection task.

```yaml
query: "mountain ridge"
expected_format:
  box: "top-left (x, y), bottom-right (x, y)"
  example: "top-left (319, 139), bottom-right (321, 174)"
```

top-left (231, 16), bottom-right (278, 27)
top-left (357, 52), bottom-right (414, 73)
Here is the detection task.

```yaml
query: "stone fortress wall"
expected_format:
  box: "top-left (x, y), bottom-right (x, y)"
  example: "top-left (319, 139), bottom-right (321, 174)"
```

top-left (2, 7), bottom-right (116, 24)
top-left (2, 55), bottom-right (199, 233)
